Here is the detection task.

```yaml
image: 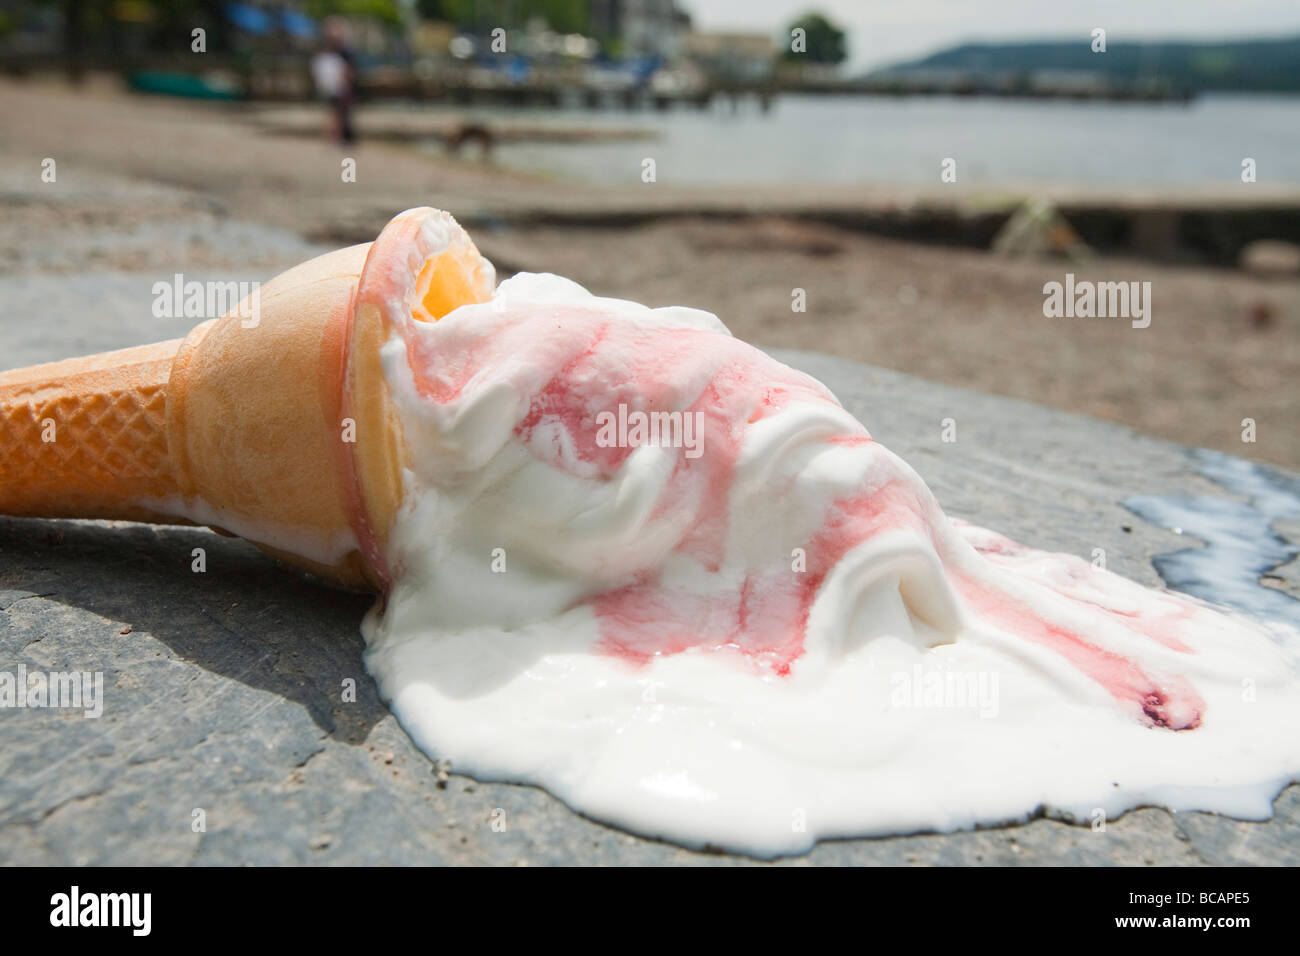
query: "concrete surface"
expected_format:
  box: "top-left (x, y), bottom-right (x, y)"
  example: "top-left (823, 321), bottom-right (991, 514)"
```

top-left (1, 265), bottom-right (1299, 865)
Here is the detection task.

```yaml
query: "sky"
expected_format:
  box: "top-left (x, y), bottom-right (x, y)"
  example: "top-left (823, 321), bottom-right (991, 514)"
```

top-left (680, 0), bottom-right (1300, 72)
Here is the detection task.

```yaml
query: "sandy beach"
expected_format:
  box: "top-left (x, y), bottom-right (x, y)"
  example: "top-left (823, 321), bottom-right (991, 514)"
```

top-left (3, 76), bottom-right (1297, 469)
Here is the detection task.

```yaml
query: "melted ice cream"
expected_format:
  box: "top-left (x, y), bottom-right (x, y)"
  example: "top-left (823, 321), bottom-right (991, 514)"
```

top-left (361, 273), bottom-right (1300, 857)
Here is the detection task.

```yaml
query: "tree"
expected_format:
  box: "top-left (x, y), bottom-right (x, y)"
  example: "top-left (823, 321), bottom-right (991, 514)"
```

top-left (784, 11), bottom-right (846, 65)
top-left (304, 0), bottom-right (404, 26)
top-left (416, 0), bottom-right (588, 33)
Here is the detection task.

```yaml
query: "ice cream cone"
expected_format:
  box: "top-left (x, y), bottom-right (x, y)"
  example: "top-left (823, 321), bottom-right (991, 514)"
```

top-left (0, 207), bottom-right (495, 590)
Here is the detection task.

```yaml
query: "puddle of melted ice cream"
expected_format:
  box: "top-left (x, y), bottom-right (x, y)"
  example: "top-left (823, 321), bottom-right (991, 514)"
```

top-left (361, 273), bottom-right (1300, 857)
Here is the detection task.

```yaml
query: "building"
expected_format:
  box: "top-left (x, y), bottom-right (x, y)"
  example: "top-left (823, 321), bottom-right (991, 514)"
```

top-left (589, 0), bottom-right (691, 59)
top-left (684, 31), bottom-right (776, 83)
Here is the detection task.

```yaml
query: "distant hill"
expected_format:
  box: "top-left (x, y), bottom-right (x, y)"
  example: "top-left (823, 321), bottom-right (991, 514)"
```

top-left (880, 35), bottom-right (1300, 93)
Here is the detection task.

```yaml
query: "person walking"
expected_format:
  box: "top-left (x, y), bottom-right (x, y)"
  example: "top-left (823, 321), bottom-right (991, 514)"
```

top-left (311, 17), bottom-right (357, 146)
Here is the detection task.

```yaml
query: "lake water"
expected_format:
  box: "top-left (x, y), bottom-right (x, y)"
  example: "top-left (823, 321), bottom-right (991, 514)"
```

top-left (483, 93), bottom-right (1300, 187)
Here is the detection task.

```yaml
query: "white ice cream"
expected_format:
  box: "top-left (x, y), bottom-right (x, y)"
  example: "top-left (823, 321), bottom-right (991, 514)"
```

top-left (361, 272), bottom-right (1300, 857)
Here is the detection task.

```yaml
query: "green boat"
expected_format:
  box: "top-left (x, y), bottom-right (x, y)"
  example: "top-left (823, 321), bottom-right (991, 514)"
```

top-left (127, 70), bottom-right (242, 100)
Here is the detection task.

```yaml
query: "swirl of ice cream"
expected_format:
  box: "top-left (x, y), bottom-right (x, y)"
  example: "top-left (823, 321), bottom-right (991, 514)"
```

top-left (362, 272), bottom-right (1300, 856)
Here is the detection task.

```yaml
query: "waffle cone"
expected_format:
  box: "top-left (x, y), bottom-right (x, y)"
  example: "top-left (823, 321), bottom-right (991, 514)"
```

top-left (0, 208), bottom-right (495, 590)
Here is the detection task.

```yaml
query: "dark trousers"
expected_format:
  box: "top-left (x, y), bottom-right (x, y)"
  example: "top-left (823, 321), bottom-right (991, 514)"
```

top-left (329, 94), bottom-right (355, 145)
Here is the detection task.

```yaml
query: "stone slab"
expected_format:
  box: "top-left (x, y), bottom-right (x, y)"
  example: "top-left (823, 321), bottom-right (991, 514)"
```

top-left (1, 276), bottom-right (1297, 865)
